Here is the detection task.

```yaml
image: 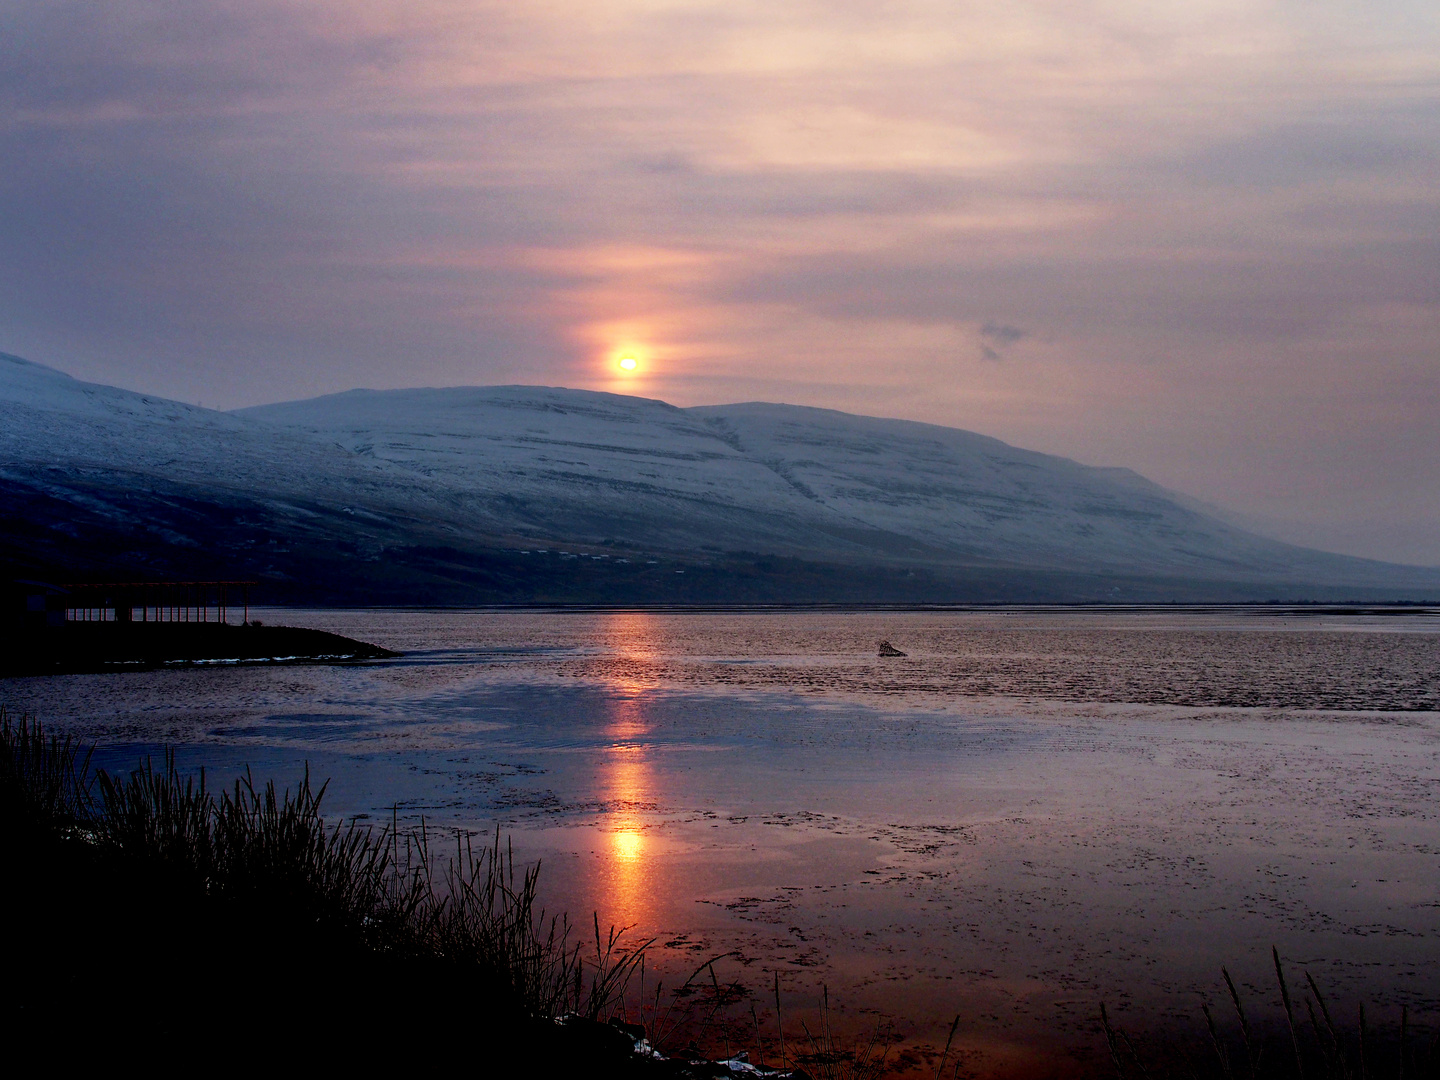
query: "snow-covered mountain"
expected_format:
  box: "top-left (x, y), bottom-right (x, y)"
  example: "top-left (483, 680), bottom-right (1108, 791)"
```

top-left (0, 352), bottom-right (385, 504)
top-left (240, 384), bottom-right (1399, 581)
top-left (0, 353), bottom-right (455, 588)
top-left (3, 352), bottom-right (1436, 601)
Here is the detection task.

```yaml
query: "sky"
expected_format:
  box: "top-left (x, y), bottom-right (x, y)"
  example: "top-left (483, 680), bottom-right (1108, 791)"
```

top-left (2, 0), bottom-right (1437, 564)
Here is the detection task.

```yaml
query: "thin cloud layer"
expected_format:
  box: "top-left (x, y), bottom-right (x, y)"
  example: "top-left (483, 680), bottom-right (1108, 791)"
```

top-left (1, 0), bottom-right (1437, 561)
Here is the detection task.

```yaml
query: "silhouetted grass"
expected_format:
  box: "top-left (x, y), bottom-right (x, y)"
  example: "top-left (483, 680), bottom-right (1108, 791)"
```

top-left (1102, 946), bottom-right (1440, 1080)
top-left (794, 985), bottom-right (893, 1080)
top-left (90, 749), bottom-right (645, 1021)
top-left (0, 708), bottom-right (92, 834)
top-left (0, 711), bottom-right (649, 1072)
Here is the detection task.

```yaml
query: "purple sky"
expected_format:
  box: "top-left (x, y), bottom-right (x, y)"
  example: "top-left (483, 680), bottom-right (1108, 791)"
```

top-left (2, 1), bottom-right (1437, 563)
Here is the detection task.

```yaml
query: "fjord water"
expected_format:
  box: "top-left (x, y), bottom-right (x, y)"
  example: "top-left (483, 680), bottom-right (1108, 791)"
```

top-left (7, 608), bottom-right (1439, 1073)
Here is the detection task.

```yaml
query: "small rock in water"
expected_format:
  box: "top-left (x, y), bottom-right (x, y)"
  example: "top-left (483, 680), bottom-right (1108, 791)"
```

top-left (877, 640), bottom-right (907, 657)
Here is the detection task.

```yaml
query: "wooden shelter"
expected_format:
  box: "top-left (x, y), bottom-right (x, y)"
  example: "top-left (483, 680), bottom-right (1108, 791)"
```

top-left (55, 582), bottom-right (257, 625)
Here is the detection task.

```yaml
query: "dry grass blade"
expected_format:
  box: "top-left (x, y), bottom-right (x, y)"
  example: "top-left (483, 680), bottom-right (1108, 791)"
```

top-left (752, 1000), bottom-right (765, 1070)
top-left (1119, 1029), bottom-right (1153, 1080)
top-left (1101, 1003), bottom-right (1128, 1079)
top-left (1305, 970), bottom-right (1352, 1080)
top-left (1222, 967), bottom-right (1260, 1079)
top-left (776, 969), bottom-right (788, 1070)
top-left (580, 911), bottom-right (653, 1020)
top-left (1273, 947), bottom-right (1306, 1080)
top-left (1357, 1002), bottom-right (1367, 1080)
top-left (796, 985), bottom-right (892, 1080)
top-left (934, 1013), bottom-right (961, 1080)
top-left (1203, 1002), bottom-right (1236, 1080)
top-left (640, 951), bottom-right (743, 1055)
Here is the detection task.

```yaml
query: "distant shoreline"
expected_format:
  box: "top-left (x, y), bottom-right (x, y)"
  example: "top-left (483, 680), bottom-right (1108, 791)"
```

top-left (248, 601), bottom-right (1440, 615)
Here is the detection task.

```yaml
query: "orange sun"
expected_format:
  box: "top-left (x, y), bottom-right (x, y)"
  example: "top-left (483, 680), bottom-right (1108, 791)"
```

top-left (618, 356), bottom-right (638, 371)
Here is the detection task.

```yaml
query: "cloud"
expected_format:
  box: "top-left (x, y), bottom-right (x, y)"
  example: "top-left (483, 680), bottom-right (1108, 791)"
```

top-left (1, 0), bottom-right (1438, 558)
top-left (981, 324), bottom-right (1024, 345)
top-left (976, 323), bottom-right (1022, 362)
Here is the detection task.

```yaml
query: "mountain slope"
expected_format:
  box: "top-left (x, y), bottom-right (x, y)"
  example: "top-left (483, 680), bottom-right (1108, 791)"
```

top-left (241, 384), bottom-right (1418, 584)
top-left (688, 402), bottom-right (1295, 574)
top-left (3, 352), bottom-right (1436, 602)
top-left (0, 353), bottom-right (468, 590)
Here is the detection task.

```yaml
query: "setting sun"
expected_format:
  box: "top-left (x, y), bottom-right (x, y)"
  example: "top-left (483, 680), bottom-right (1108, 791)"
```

top-left (618, 356), bottom-right (638, 371)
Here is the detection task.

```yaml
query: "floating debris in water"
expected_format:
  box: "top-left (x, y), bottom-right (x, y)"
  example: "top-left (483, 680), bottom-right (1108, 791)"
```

top-left (877, 640), bottom-right (907, 657)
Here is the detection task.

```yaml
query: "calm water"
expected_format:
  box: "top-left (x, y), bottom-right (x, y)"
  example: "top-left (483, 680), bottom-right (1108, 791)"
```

top-left (6, 608), bottom-right (1440, 1076)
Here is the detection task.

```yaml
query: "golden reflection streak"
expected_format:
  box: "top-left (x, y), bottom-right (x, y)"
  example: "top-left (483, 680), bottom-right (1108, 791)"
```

top-left (597, 611), bottom-right (662, 927)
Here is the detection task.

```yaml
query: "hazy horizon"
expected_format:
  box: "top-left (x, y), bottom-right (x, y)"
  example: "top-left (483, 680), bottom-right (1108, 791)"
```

top-left (3, 1), bottom-right (1436, 563)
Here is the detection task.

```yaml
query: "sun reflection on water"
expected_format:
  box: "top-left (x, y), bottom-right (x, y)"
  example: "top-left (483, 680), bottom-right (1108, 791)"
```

top-left (597, 612), bottom-right (662, 926)
top-left (611, 829), bottom-right (644, 861)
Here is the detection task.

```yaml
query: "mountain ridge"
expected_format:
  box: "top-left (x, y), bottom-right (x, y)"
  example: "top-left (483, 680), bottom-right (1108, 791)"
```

top-left (240, 381), bottom-right (1417, 579)
top-left (3, 352), bottom-right (1437, 603)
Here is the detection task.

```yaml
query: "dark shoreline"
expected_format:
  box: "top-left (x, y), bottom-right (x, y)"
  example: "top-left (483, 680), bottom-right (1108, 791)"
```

top-left (0, 622), bottom-right (397, 677)
top-left (241, 601), bottom-right (1440, 614)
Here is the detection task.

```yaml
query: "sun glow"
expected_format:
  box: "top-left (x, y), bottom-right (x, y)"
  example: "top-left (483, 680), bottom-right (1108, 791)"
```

top-left (608, 342), bottom-right (648, 375)
top-left (611, 829), bottom-right (644, 861)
